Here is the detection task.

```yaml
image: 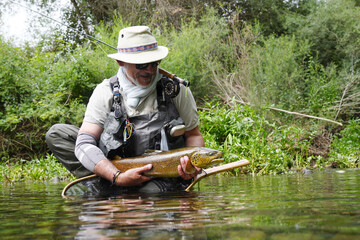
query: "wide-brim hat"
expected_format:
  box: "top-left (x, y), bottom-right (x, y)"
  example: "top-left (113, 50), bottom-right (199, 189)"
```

top-left (108, 26), bottom-right (168, 64)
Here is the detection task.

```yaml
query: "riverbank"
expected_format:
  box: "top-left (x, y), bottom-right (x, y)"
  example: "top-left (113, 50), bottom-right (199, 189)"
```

top-left (1, 2), bottom-right (360, 177)
top-left (0, 155), bottom-right (74, 182)
top-left (1, 105), bottom-right (359, 182)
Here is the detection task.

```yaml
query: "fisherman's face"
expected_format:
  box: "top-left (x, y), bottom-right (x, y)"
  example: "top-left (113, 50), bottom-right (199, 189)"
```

top-left (117, 60), bottom-right (158, 87)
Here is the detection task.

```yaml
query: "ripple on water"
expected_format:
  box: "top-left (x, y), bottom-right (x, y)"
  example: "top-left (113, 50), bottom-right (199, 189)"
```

top-left (0, 169), bottom-right (359, 239)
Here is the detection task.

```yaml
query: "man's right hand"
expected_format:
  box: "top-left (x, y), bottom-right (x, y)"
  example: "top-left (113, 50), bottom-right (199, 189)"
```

top-left (116, 164), bottom-right (152, 187)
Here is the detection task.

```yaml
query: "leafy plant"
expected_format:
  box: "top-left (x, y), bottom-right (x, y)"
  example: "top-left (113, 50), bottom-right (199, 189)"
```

top-left (328, 120), bottom-right (360, 168)
top-left (0, 154), bottom-right (73, 182)
top-left (199, 103), bottom-right (319, 175)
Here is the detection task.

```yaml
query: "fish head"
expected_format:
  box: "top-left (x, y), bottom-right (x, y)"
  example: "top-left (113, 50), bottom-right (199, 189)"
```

top-left (190, 147), bottom-right (224, 168)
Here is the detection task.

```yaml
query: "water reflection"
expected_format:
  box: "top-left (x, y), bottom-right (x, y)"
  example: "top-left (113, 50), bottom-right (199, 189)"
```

top-left (0, 169), bottom-right (359, 239)
top-left (71, 192), bottom-right (209, 239)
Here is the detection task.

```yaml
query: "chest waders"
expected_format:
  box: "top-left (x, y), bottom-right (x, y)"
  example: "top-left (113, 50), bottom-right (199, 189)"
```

top-left (99, 75), bottom-right (186, 160)
top-left (46, 75), bottom-right (192, 193)
top-left (97, 75), bottom-right (192, 193)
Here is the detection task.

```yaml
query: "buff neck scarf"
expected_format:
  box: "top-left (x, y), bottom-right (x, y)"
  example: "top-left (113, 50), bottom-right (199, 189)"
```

top-left (117, 67), bottom-right (160, 108)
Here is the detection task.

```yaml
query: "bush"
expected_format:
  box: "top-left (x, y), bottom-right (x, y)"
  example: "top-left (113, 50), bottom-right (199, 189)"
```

top-left (0, 39), bottom-right (32, 110)
top-left (286, 0), bottom-right (360, 68)
top-left (0, 154), bottom-right (73, 182)
top-left (328, 119), bottom-right (360, 168)
top-left (159, 9), bottom-right (230, 101)
top-left (0, 39), bottom-right (115, 160)
top-left (199, 103), bottom-right (318, 175)
top-left (248, 35), bottom-right (310, 110)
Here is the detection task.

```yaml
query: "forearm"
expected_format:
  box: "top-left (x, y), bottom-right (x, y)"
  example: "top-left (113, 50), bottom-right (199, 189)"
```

top-left (185, 126), bottom-right (205, 147)
top-left (75, 132), bottom-right (120, 183)
top-left (186, 135), bottom-right (205, 147)
top-left (94, 158), bottom-right (121, 183)
top-left (75, 128), bottom-right (151, 187)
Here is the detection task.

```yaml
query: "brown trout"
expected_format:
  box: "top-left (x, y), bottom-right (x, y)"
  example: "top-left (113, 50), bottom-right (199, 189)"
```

top-left (112, 147), bottom-right (224, 178)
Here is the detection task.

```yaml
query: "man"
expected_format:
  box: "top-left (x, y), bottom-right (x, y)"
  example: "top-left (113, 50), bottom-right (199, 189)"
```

top-left (46, 26), bottom-right (204, 191)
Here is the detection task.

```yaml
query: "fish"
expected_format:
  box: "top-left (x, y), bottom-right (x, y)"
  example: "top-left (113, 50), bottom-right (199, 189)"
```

top-left (112, 147), bottom-right (224, 178)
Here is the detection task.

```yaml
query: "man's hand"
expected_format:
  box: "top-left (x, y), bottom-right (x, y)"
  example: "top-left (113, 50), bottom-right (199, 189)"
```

top-left (178, 156), bottom-right (201, 180)
top-left (116, 164), bottom-right (152, 187)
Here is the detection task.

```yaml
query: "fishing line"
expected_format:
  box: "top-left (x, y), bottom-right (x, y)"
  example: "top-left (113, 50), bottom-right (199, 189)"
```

top-left (7, 0), bottom-right (116, 50)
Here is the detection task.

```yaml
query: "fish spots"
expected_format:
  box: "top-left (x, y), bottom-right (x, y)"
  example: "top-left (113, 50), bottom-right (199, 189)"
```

top-left (190, 148), bottom-right (224, 168)
top-left (192, 153), bottom-right (199, 166)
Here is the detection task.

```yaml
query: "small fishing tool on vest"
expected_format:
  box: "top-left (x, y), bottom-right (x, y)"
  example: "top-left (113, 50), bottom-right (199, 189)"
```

top-left (123, 119), bottom-right (136, 142)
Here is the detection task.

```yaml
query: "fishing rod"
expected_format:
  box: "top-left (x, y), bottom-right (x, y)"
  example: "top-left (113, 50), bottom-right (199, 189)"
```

top-left (8, 0), bottom-right (190, 86)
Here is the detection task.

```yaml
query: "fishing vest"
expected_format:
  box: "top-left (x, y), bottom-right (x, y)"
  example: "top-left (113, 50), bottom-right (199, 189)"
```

top-left (99, 75), bottom-right (186, 159)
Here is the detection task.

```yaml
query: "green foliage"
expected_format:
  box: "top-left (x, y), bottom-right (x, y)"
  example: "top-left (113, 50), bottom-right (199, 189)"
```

top-left (199, 103), bottom-right (320, 175)
top-left (1, 1), bottom-right (359, 176)
top-left (0, 39), bottom-right (32, 109)
top-left (0, 154), bottom-right (73, 182)
top-left (0, 38), bottom-right (115, 160)
top-left (248, 35), bottom-right (310, 110)
top-left (159, 9), bottom-right (230, 100)
top-left (216, 24), bottom-right (345, 120)
top-left (286, 0), bottom-right (360, 68)
top-left (303, 57), bottom-right (340, 116)
top-left (247, 34), bottom-right (339, 118)
top-left (328, 120), bottom-right (360, 168)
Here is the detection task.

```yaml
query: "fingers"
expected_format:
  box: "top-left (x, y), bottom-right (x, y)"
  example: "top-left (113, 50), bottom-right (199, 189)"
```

top-left (132, 164), bottom-right (152, 181)
top-left (178, 156), bottom-right (200, 180)
top-left (178, 164), bottom-right (189, 180)
top-left (117, 165), bottom-right (152, 187)
top-left (136, 164), bottom-right (153, 173)
top-left (136, 164), bottom-right (152, 181)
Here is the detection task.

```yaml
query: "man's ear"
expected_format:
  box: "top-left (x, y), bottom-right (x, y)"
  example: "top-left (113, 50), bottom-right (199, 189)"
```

top-left (116, 60), bottom-right (125, 66)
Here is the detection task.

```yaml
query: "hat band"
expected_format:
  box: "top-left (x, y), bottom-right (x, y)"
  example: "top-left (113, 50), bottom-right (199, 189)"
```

top-left (118, 42), bottom-right (158, 53)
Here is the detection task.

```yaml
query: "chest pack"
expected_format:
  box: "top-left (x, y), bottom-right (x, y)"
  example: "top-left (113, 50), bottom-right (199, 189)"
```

top-left (99, 75), bottom-right (186, 159)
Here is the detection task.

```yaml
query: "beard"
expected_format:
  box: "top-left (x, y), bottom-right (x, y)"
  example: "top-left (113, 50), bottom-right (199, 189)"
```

top-left (123, 66), bottom-right (155, 88)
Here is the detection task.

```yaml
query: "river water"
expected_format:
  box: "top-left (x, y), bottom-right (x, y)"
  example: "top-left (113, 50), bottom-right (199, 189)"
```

top-left (0, 169), bottom-right (359, 239)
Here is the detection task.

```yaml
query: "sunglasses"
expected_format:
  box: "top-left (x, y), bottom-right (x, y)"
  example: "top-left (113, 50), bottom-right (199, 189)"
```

top-left (135, 61), bottom-right (161, 70)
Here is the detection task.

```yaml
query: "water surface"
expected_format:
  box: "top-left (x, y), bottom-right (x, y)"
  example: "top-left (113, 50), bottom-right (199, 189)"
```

top-left (0, 169), bottom-right (359, 239)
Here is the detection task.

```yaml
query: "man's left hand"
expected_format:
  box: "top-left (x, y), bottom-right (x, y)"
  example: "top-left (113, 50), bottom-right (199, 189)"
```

top-left (178, 156), bottom-right (201, 180)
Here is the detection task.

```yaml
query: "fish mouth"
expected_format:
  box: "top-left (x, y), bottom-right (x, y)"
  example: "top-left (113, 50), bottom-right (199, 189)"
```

top-left (210, 158), bottom-right (224, 165)
top-left (212, 158), bottom-right (224, 163)
top-left (209, 151), bottom-right (224, 164)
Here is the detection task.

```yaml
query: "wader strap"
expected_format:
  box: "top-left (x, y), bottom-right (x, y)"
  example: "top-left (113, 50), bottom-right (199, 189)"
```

top-left (109, 75), bottom-right (127, 120)
top-left (101, 75), bottom-right (186, 158)
top-left (109, 75), bottom-right (168, 114)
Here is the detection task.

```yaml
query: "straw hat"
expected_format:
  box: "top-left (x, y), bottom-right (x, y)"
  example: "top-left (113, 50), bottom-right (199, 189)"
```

top-left (107, 26), bottom-right (168, 64)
